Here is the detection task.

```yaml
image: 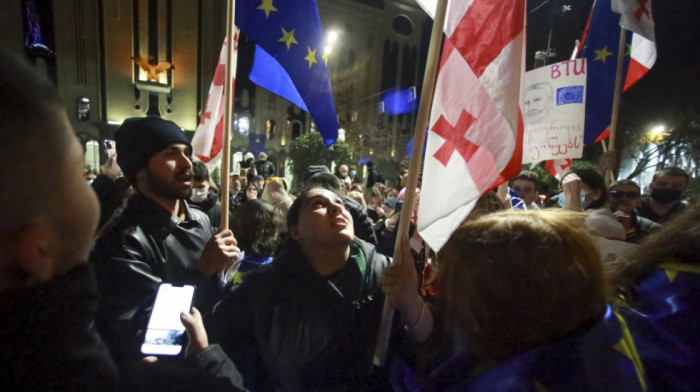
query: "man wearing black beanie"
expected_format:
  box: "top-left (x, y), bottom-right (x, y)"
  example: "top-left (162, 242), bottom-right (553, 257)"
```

top-left (91, 116), bottom-right (241, 363)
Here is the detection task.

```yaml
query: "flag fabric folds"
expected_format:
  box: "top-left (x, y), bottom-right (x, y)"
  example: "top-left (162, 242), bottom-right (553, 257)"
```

top-left (237, 0), bottom-right (338, 145)
top-left (191, 34), bottom-right (238, 172)
top-left (545, 158), bottom-right (572, 181)
top-left (577, 0), bottom-right (656, 145)
top-left (610, 0), bottom-right (656, 90)
top-left (417, 0), bottom-right (526, 251)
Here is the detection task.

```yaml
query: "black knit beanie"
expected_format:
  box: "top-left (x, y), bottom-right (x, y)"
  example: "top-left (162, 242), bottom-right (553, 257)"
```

top-left (115, 116), bottom-right (191, 181)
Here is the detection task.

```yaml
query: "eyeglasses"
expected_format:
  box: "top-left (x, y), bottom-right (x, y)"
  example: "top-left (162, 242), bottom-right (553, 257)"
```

top-left (609, 190), bottom-right (640, 199)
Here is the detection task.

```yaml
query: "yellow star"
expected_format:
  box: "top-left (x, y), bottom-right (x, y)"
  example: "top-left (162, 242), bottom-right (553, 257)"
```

top-left (594, 46), bottom-right (614, 63)
top-left (625, 43), bottom-right (632, 56)
top-left (304, 47), bottom-right (317, 69)
top-left (664, 268), bottom-right (679, 282)
top-left (257, 0), bottom-right (278, 18)
top-left (612, 313), bottom-right (647, 390)
top-left (278, 28), bottom-right (298, 50)
top-left (322, 52), bottom-right (328, 66)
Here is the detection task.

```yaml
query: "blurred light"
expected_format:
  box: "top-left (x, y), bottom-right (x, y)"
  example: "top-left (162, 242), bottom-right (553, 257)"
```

top-left (327, 30), bottom-right (338, 44)
top-left (324, 45), bottom-right (333, 55)
top-left (650, 125), bottom-right (666, 135)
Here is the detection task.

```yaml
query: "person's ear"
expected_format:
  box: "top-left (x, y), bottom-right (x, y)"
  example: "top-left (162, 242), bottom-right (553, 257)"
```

top-left (289, 224), bottom-right (302, 241)
top-left (4, 221), bottom-right (55, 284)
top-left (590, 189), bottom-right (603, 201)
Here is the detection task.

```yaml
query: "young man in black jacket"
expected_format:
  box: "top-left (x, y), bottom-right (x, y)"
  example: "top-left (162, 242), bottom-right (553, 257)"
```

top-left (92, 116), bottom-right (241, 363)
top-left (0, 50), bottom-right (247, 392)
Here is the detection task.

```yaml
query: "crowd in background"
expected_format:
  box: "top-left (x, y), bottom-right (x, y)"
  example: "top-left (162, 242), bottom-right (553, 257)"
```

top-left (2, 50), bottom-right (698, 391)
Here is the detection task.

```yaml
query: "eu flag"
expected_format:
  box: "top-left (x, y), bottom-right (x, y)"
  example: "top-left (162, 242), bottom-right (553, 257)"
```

top-left (237, 0), bottom-right (338, 146)
top-left (247, 132), bottom-right (266, 159)
top-left (577, 0), bottom-right (632, 145)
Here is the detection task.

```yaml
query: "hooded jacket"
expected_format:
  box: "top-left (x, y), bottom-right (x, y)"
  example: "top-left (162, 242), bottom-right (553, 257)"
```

top-left (207, 238), bottom-right (399, 391)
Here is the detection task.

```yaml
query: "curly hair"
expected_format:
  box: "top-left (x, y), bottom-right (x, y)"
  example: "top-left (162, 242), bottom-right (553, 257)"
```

top-left (231, 199), bottom-right (283, 255)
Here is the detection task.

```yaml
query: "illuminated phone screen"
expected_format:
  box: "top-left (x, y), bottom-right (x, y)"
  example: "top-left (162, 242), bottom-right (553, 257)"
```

top-left (140, 284), bottom-right (195, 356)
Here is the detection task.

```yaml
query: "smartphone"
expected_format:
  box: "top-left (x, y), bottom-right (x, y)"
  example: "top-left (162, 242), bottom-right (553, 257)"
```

top-left (140, 283), bottom-right (195, 356)
top-left (104, 139), bottom-right (117, 157)
top-left (394, 200), bottom-right (403, 214)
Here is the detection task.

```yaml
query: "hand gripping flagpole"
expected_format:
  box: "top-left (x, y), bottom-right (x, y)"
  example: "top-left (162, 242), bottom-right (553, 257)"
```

top-left (603, 27), bottom-right (627, 186)
top-left (372, 0), bottom-right (447, 367)
top-left (219, 0), bottom-right (236, 231)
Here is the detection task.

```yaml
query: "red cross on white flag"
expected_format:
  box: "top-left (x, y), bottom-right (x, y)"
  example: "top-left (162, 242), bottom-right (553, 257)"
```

top-left (191, 31), bottom-right (239, 171)
top-left (610, 0), bottom-right (656, 91)
top-left (417, 0), bottom-right (526, 251)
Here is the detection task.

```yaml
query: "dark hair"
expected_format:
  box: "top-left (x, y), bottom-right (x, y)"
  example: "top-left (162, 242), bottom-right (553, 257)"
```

top-left (0, 51), bottom-right (69, 229)
top-left (307, 172), bottom-right (342, 192)
top-left (192, 161), bottom-right (209, 182)
top-left (568, 169), bottom-right (608, 210)
top-left (652, 166), bottom-right (689, 186)
top-left (286, 187), bottom-right (342, 227)
top-left (608, 205), bottom-right (700, 299)
top-left (438, 210), bottom-right (606, 361)
top-left (610, 179), bottom-right (640, 191)
top-left (511, 171), bottom-right (539, 192)
top-left (231, 199), bottom-right (282, 255)
top-left (239, 183), bottom-right (261, 204)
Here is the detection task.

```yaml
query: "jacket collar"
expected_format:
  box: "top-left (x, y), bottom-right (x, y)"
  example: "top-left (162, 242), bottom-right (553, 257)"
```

top-left (125, 193), bottom-right (202, 237)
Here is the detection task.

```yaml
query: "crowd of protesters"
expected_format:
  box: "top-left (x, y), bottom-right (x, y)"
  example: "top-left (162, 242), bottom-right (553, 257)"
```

top-left (1, 51), bottom-right (698, 391)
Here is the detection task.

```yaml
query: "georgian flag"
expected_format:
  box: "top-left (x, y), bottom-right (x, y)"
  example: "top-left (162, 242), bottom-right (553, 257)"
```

top-left (417, 0), bottom-right (526, 250)
top-left (191, 32), bottom-right (239, 171)
top-left (611, 0), bottom-right (656, 90)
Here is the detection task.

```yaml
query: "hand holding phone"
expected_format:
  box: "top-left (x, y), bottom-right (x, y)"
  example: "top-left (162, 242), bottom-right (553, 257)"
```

top-left (141, 284), bottom-right (195, 356)
top-left (104, 139), bottom-right (117, 158)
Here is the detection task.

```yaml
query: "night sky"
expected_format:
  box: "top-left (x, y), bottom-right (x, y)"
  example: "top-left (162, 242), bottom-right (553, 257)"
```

top-left (527, 0), bottom-right (700, 148)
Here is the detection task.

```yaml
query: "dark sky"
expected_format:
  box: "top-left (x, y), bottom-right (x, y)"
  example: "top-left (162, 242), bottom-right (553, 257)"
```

top-left (527, 0), bottom-right (700, 143)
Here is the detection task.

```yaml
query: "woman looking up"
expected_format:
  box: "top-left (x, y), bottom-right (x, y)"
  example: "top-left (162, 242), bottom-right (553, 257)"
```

top-left (208, 187), bottom-right (431, 391)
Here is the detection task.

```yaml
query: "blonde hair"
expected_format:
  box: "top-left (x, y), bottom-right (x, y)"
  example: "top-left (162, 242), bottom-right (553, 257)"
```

top-left (260, 179), bottom-right (293, 216)
top-left (438, 210), bottom-right (606, 361)
top-left (347, 191), bottom-right (366, 208)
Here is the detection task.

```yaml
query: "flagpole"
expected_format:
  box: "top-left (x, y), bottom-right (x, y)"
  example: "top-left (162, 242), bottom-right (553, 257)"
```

top-left (604, 27), bottom-right (627, 185)
top-left (372, 0), bottom-right (447, 367)
top-left (219, 0), bottom-right (235, 231)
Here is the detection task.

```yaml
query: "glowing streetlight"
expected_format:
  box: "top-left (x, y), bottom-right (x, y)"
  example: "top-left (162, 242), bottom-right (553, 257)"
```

top-left (650, 125), bottom-right (666, 135)
top-left (327, 30), bottom-right (339, 45)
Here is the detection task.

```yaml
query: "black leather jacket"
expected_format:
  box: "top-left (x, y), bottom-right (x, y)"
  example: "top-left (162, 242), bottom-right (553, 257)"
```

top-left (92, 193), bottom-right (221, 362)
top-left (207, 238), bottom-right (400, 391)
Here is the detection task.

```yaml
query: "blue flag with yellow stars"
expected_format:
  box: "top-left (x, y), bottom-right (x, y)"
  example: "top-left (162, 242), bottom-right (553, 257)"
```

top-left (247, 132), bottom-right (266, 158)
top-left (577, 0), bottom-right (632, 145)
top-left (237, 0), bottom-right (338, 146)
top-left (620, 262), bottom-right (700, 392)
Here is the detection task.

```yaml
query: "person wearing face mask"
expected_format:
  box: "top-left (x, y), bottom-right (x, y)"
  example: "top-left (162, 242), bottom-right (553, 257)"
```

top-left (348, 165), bottom-right (359, 184)
top-left (636, 167), bottom-right (689, 224)
top-left (558, 169), bottom-right (625, 241)
top-left (188, 161), bottom-right (223, 229)
top-left (608, 180), bottom-right (661, 243)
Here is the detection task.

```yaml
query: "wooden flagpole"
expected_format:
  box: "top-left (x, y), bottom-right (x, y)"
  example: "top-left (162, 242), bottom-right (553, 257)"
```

top-left (604, 27), bottom-right (627, 185)
top-left (219, 0), bottom-right (235, 231)
top-left (372, 0), bottom-right (447, 367)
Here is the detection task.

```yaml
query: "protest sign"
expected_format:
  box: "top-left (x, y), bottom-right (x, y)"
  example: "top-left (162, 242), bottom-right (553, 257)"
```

top-left (523, 59), bottom-right (586, 163)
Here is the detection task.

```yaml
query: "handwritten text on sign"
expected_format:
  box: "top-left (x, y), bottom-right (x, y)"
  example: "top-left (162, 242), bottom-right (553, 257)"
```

top-left (522, 59), bottom-right (586, 163)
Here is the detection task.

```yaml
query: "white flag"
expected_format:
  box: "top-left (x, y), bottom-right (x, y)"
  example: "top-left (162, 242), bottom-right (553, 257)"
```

top-left (191, 31), bottom-right (239, 172)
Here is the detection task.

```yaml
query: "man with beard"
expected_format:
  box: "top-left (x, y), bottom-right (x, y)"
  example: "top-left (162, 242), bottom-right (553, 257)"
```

top-left (636, 167), bottom-right (689, 224)
top-left (92, 116), bottom-right (240, 363)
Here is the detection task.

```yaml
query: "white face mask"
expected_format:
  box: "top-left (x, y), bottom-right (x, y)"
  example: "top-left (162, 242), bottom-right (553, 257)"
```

top-left (191, 188), bottom-right (208, 202)
top-left (557, 191), bottom-right (590, 209)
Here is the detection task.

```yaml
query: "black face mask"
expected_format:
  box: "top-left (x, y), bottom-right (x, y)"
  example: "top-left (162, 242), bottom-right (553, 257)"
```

top-left (651, 188), bottom-right (682, 204)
